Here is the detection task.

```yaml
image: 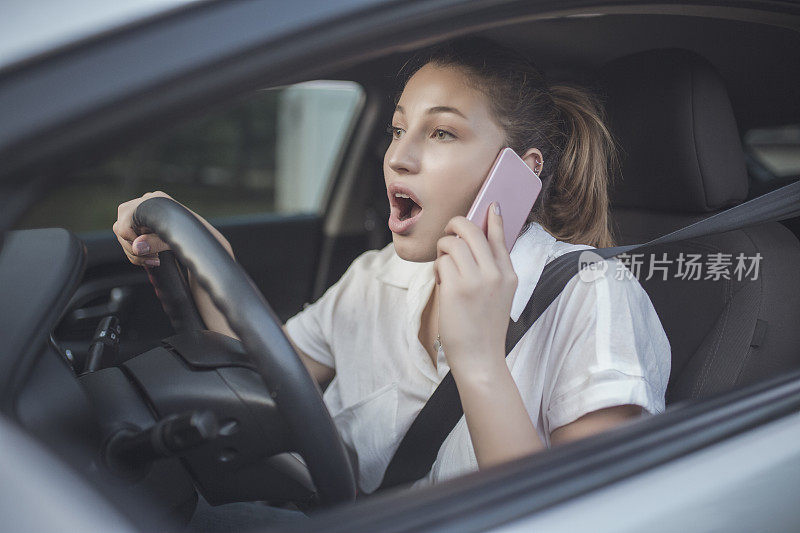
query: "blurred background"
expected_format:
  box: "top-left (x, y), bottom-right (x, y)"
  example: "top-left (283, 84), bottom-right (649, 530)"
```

top-left (17, 80), bottom-right (364, 234)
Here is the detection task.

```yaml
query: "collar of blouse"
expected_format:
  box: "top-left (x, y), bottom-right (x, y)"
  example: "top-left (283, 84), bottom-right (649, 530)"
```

top-left (376, 222), bottom-right (578, 322)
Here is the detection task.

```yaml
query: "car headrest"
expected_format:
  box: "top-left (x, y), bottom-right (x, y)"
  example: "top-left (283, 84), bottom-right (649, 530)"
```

top-left (597, 48), bottom-right (748, 213)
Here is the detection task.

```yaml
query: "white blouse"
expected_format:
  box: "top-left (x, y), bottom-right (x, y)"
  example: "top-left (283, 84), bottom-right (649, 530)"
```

top-left (284, 222), bottom-right (671, 494)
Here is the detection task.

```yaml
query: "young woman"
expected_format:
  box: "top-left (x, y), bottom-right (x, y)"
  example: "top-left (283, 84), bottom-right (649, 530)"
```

top-left (114, 38), bottom-right (670, 499)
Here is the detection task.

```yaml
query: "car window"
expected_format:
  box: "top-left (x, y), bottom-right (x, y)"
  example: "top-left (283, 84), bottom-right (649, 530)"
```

top-left (744, 124), bottom-right (800, 181)
top-left (16, 80), bottom-right (364, 234)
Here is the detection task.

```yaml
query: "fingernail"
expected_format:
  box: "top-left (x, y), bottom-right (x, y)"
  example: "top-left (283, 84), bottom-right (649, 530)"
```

top-left (492, 202), bottom-right (501, 216)
top-left (145, 258), bottom-right (160, 267)
top-left (134, 241), bottom-right (150, 255)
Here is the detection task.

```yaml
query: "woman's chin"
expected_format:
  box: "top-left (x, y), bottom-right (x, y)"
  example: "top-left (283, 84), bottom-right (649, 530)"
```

top-left (392, 234), bottom-right (436, 263)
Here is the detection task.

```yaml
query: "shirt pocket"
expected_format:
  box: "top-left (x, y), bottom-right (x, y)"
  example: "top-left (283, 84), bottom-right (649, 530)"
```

top-left (330, 381), bottom-right (399, 494)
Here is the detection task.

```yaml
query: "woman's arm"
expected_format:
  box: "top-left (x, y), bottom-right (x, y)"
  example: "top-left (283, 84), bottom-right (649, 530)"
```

top-left (550, 404), bottom-right (642, 445)
top-left (454, 358), bottom-right (642, 468)
top-left (189, 272), bottom-right (335, 386)
top-left (114, 191), bottom-right (333, 386)
top-left (450, 354), bottom-right (544, 467)
top-left (185, 238), bottom-right (334, 386)
top-left (435, 206), bottom-right (642, 469)
top-left (283, 325), bottom-right (336, 386)
top-left (113, 191), bottom-right (237, 335)
top-left (188, 262), bottom-right (335, 386)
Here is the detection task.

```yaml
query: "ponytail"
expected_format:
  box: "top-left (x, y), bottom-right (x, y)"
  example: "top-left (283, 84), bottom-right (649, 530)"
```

top-left (400, 37), bottom-right (620, 248)
top-left (535, 85), bottom-right (619, 248)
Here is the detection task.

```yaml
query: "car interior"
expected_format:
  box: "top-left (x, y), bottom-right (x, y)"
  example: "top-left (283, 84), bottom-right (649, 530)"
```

top-left (3, 5), bottom-right (800, 531)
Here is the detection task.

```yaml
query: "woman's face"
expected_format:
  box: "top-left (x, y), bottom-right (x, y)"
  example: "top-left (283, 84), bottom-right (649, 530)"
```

top-left (383, 63), bottom-right (506, 262)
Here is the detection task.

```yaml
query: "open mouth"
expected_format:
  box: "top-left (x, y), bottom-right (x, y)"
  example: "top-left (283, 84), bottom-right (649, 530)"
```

top-left (387, 185), bottom-right (424, 234)
top-left (394, 193), bottom-right (422, 221)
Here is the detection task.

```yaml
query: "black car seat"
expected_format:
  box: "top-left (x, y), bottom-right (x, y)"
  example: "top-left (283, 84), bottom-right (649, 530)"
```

top-left (596, 48), bottom-right (800, 404)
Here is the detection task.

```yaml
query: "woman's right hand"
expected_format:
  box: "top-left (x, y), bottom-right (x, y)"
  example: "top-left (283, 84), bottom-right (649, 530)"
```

top-left (112, 191), bottom-right (333, 385)
top-left (113, 191), bottom-right (235, 268)
top-left (113, 191), bottom-right (174, 268)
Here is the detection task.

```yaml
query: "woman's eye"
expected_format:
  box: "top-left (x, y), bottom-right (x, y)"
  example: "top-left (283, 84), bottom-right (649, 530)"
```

top-left (385, 125), bottom-right (403, 139)
top-left (433, 128), bottom-right (456, 141)
top-left (384, 125), bottom-right (454, 141)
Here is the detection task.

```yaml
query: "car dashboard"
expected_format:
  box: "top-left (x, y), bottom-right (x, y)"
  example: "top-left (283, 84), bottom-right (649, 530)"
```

top-left (0, 228), bottom-right (316, 526)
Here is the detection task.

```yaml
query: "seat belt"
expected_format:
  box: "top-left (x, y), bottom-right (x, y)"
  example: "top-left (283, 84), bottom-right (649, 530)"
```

top-left (377, 177), bottom-right (800, 492)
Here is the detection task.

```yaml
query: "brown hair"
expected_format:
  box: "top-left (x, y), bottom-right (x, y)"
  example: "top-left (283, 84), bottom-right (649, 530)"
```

top-left (396, 37), bottom-right (619, 248)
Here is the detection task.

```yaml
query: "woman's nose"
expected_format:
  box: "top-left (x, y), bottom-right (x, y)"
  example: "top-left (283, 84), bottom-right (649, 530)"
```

top-left (386, 138), bottom-right (420, 175)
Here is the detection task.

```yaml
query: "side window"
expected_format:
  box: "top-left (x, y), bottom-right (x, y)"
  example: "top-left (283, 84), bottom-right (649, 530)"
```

top-left (16, 80), bottom-right (364, 233)
top-left (744, 124), bottom-right (800, 182)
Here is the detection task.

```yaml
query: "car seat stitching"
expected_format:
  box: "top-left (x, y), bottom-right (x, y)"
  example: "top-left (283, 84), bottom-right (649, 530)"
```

top-left (693, 272), bottom-right (733, 397)
top-left (731, 226), bottom-right (764, 386)
top-left (688, 60), bottom-right (710, 209)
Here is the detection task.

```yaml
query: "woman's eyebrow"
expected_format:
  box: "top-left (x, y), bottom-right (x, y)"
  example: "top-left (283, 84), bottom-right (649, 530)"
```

top-left (394, 105), bottom-right (467, 119)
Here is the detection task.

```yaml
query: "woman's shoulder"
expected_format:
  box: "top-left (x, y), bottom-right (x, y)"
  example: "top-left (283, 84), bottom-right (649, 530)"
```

top-left (343, 242), bottom-right (397, 279)
top-left (544, 237), bottom-right (660, 323)
top-left (549, 239), bottom-right (595, 262)
top-left (328, 242), bottom-right (407, 299)
top-left (544, 239), bottom-right (672, 394)
top-left (293, 244), bottom-right (396, 325)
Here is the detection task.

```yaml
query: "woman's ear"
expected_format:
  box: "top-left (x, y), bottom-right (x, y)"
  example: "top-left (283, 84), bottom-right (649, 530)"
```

top-left (521, 147), bottom-right (544, 175)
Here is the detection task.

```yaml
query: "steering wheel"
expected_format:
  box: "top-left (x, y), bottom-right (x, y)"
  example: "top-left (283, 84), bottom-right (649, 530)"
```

top-left (132, 197), bottom-right (356, 506)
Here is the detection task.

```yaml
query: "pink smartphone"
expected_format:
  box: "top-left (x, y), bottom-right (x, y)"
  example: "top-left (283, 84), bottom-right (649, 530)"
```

top-left (466, 147), bottom-right (543, 252)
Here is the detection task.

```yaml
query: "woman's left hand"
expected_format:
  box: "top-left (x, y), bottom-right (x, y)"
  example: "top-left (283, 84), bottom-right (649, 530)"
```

top-left (434, 203), bottom-right (518, 378)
